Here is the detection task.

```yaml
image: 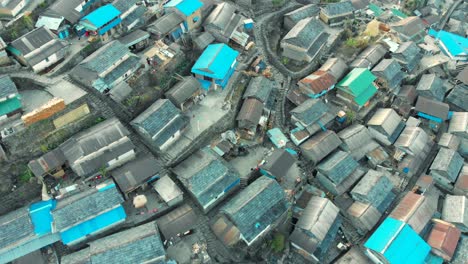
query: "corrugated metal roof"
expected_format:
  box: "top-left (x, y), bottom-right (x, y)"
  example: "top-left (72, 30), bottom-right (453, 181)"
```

top-left (111, 157), bottom-right (162, 193)
top-left (351, 170), bottom-right (394, 207)
top-left (367, 108), bottom-right (402, 137)
top-left (347, 201), bottom-right (381, 232)
top-left (338, 124), bottom-right (379, 161)
top-left (455, 165), bottom-right (468, 193)
top-left (416, 74), bottom-right (445, 101)
top-left (430, 148), bottom-right (464, 182)
top-left (319, 57), bottom-right (348, 80)
top-left (153, 175), bottom-right (183, 203)
top-left (317, 150), bottom-right (358, 185)
top-left (337, 68), bottom-right (377, 95)
top-left (298, 71), bottom-right (336, 95)
top-left (165, 0), bottom-right (203, 16)
top-left (448, 112), bottom-right (468, 135)
top-left (395, 126), bottom-right (430, 156)
top-left (442, 195), bottom-right (467, 226)
top-left (301, 130), bottom-right (342, 163)
top-left (236, 98), bottom-right (263, 125)
top-left (157, 204), bottom-right (197, 239)
top-left (261, 149), bottom-right (296, 179)
top-left (191, 43), bottom-right (239, 80)
top-left (81, 4), bottom-right (121, 28)
top-left (427, 221), bottom-right (461, 261)
top-left (446, 84), bottom-right (468, 111)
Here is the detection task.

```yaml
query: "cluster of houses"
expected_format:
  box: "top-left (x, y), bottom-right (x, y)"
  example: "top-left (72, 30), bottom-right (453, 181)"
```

top-left (0, 0), bottom-right (467, 263)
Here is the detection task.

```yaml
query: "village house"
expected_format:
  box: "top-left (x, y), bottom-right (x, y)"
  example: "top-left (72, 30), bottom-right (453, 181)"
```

top-left (316, 150), bottom-right (365, 195)
top-left (213, 177), bottom-right (289, 247)
top-left (191, 43), bottom-right (239, 90)
top-left (365, 146), bottom-right (391, 169)
top-left (388, 191), bottom-right (439, 234)
top-left (45, 0), bottom-right (99, 26)
top-left (51, 181), bottom-right (126, 245)
top-left (438, 133), bottom-right (461, 151)
top-left (430, 148), bottom-right (464, 190)
top-left (0, 0), bottom-right (26, 17)
top-left (267, 128), bottom-right (290, 148)
top-left (351, 170), bottom-right (395, 213)
top-left (148, 12), bottom-right (185, 41)
top-left (283, 4), bottom-right (320, 31)
top-left (243, 76), bottom-right (275, 107)
top-left (173, 148), bottom-right (240, 213)
top-left (390, 16), bottom-right (426, 43)
top-left (300, 130), bottom-right (342, 165)
top-left (392, 41), bottom-right (423, 72)
top-left (364, 217), bottom-right (431, 264)
top-left (70, 40), bottom-right (141, 93)
top-left (153, 175), bottom-right (184, 207)
top-left (156, 204), bottom-right (197, 243)
top-left (0, 37), bottom-right (9, 65)
top-left (350, 44), bottom-right (387, 69)
top-left (111, 156), bottom-right (163, 199)
top-left (60, 221), bottom-right (166, 263)
top-left (7, 26), bottom-right (69, 73)
top-left (290, 197), bottom-right (341, 262)
top-left (448, 112), bottom-right (468, 138)
top-left (429, 29), bottom-right (468, 61)
top-left (371, 59), bottom-right (404, 93)
top-left (347, 201), bottom-right (381, 235)
top-left (297, 71), bottom-right (336, 99)
top-left (60, 118), bottom-right (136, 178)
top-left (165, 76), bottom-right (202, 111)
top-left (426, 220), bottom-right (461, 262)
top-left (0, 201), bottom-right (60, 263)
top-left (131, 99), bottom-right (189, 152)
top-left (236, 98), bottom-right (264, 139)
top-left (117, 29), bottom-right (151, 52)
top-left (454, 165), bottom-right (468, 199)
top-left (336, 68), bottom-right (378, 110)
top-left (335, 247), bottom-right (372, 264)
top-left (77, 4), bottom-right (122, 41)
top-left (442, 195), bottom-right (468, 232)
top-left (394, 126), bottom-right (431, 157)
top-left (319, 57), bottom-right (348, 80)
top-left (446, 84), bottom-right (468, 111)
top-left (414, 96), bottom-right (450, 123)
top-left (416, 74), bottom-right (446, 101)
top-left (281, 17), bottom-right (329, 63)
top-left (338, 124), bottom-right (380, 161)
top-left (112, 0), bottom-right (148, 32)
top-left (193, 31), bottom-right (215, 50)
top-left (319, 1), bottom-right (355, 27)
top-left (0, 76), bottom-right (22, 124)
top-left (28, 148), bottom-right (66, 178)
top-left (290, 99), bottom-right (335, 145)
top-left (367, 108), bottom-right (406, 146)
top-left (260, 149), bottom-right (296, 181)
top-left (203, 2), bottom-right (250, 48)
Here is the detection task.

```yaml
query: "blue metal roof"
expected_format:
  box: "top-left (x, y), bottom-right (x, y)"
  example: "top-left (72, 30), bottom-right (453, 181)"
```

top-left (365, 217), bottom-right (431, 264)
top-left (192, 43), bottom-right (239, 80)
top-left (267, 128), bottom-right (289, 148)
top-left (81, 4), bottom-right (121, 28)
top-left (29, 200), bottom-right (56, 236)
top-left (165, 0), bottom-right (203, 16)
top-left (429, 29), bottom-right (468, 58)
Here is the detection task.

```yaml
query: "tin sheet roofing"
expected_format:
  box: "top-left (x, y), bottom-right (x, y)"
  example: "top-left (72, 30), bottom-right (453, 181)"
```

top-left (81, 4), bottom-right (121, 28)
top-left (165, 0), bottom-right (203, 16)
top-left (191, 43), bottom-right (239, 79)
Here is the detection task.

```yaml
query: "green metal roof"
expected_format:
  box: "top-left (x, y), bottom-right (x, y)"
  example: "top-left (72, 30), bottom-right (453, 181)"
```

top-left (368, 3), bottom-right (383, 17)
top-left (391, 8), bottom-right (408, 18)
top-left (0, 95), bottom-right (21, 116)
top-left (354, 83), bottom-right (377, 106)
top-left (337, 68), bottom-right (377, 96)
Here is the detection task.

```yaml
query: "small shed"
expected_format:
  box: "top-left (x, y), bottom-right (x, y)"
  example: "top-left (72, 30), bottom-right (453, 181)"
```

top-left (347, 201), bottom-right (381, 235)
top-left (430, 148), bottom-right (464, 189)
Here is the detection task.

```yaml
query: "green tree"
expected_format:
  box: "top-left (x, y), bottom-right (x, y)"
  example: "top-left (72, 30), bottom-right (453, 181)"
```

top-left (19, 168), bottom-right (33, 183)
top-left (271, 233), bottom-right (285, 253)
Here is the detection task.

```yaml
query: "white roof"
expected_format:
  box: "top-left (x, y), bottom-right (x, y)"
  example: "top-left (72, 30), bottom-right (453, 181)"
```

top-left (35, 15), bottom-right (64, 31)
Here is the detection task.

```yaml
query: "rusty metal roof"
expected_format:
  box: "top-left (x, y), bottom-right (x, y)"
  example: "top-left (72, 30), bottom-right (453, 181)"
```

top-left (427, 221), bottom-right (461, 261)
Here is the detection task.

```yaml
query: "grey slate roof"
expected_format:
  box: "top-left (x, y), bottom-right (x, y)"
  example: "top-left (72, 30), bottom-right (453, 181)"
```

top-left (52, 184), bottom-right (124, 231)
top-left (317, 150), bottom-right (358, 185)
top-left (60, 118), bottom-right (134, 177)
top-left (174, 149), bottom-right (240, 210)
top-left (371, 59), bottom-right (404, 89)
top-left (430, 148), bottom-right (464, 182)
top-left (301, 131), bottom-right (342, 164)
top-left (261, 149), bottom-right (296, 179)
top-left (62, 221), bottom-right (165, 264)
top-left (284, 4), bottom-right (320, 29)
top-left (165, 76), bottom-right (201, 107)
top-left (237, 98), bottom-right (264, 125)
top-left (415, 96), bottom-right (449, 120)
top-left (111, 157), bottom-right (162, 194)
top-left (446, 84), bottom-right (468, 111)
top-left (351, 170), bottom-right (394, 207)
top-left (28, 148), bottom-right (66, 177)
top-left (9, 26), bottom-right (58, 56)
top-left (0, 75), bottom-right (18, 98)
top-left (243, 76), bottom-right (275, 103)
top-left (350, 44), bottom-right (387, 68)
top-left (117, 29), bottom-right (150, 48)
top-left (157, 204), bottom-right (197, 239)
top-left (47, 0), bottom-right (88, 23)
top-left (321, 1), bottom-right (355, 16)
top-left (282, 17), bottom-right (328, 51)
top-left (0, 207), bottom-right (34, 253)
top-left (291, 98), bottom-right (329, 126)
top-left (121, 5), bottom-right (147, 29)
top-left (193, 31), bottom-right (215, 50)
top-left (28, 39), bottom-right (68, 67)
top-left (338, 124), bottom-right (379, 161)
top-left (221, 177), bottom-right (289, 244)
top-left (131, 99), bottom-right (188, 148)
top-left (416, 74), bottom-right (445, 101)
top-left (203, 2), bottom-right (240, 35)
top-left (148, 12), bottom-right (183, 35)
top-left (392, 41), bottom-right (422, 71)
top-left (290, 197), bottom-right (340, 254)
top-left (112, 0), bottom-right (137, 13)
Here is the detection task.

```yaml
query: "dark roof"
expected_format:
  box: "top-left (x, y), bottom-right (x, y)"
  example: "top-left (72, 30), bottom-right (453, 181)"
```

top-left (456, 67), bottom-right (468, 85)
top-left (174, 149), bottom-right (240, 209)
top-left (351, 0), bottom-right (369, 10)
top-left (261, 149), bottom-right (296, 179)
top-left (193, 31), bottom-right (215, 50)
top-left (317, 150), bottom-right (358, 185)
top-left (0, 207), bottom-right (34, 252)
top-left (301, 131), bottom-right (342, 163)
top-left (371, 59), bottom-right (404, 88)
top-left (282, 17), bottom-right (327, 50)
top-left (111, 157), bottom-right (162, 194)
top-left (131, 99), bottom-right (188, 148)
top-left (9, 26), bottom-right (57, 56)
top-left (63, 221), bottom-right (165, 264)
top-left (165, 76), bottom-right (201, 107)
top-left (390, 16), bottom-right (426, 39)
top-left (28, 39), bottom-right (68, 67)
top-left (335, 247), bottom-right (372, 264)
top-left (321, 1), bottom-right (355, 16)
top-left (397, 85), bottom-right (417, 104)
top-left (416, 74), bottom-right (445, 101)
top-left (237, 98), bottom-right (264, 125)
top-left (393, 41), bottom-right (421, 60)
top-left (284, 4), bottom-right (320, 26)
top-left (243, 77), bottom-right (275, 103)
top-left (117, 29), bottom-right (150, 48)
top-left (52, 184), bottom-right (124, 231)
top-left (446, 84), bottom-right (468, 111)
top-left (75, 41), bottom-right (133, 75)
top-left (351, 44), bottom-right (387, 68)
top-left (28, 148), bottom-right (66, 177)
top-left (148, 12), bottom-right (183, 35)
top-left (221, 177), bottom-right (288, 244)
top-left (0, 76), bottom-right (18, 98)
top-left (157, 204), bottom-right (197, 239)
top-left (47, 0), bottom-right (88, 23)
top-left (287, 86), bottom-right (309, 106)
top-left (415, 96), bottom-right (449, 120)
top-left (291, 98), bottom-right (329, 126)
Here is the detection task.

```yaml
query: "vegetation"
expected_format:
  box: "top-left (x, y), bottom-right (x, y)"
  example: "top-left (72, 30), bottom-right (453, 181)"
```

top-left (270, 233), bottom-right (285, 253)
top-left (40, 144), bottom-right (49, 153)
top-left (19, 167), bottom-right (33, 183)
top-left (3, 15), bottom-right (35, 41)
top-left (281, 57), bottom-right (289, 65)
top-left (345, 37), bottom-right (369, 49)
top-left (99, 166), bottom-right (108, 178)
top-left (272, 0), bottom-right (284, 6)
top-left (322, 0), bottom-right (340, 3)
top-left (345, 110), bottom-right (356, 124)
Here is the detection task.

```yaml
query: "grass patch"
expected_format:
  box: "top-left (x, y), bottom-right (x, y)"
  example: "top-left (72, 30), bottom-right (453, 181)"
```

top-left (270, 233), bottom-right (285, 253)
top-left (19, 167), bottom-right (33, 183)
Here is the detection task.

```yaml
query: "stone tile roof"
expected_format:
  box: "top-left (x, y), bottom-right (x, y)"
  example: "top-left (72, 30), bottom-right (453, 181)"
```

top-left (291, 98), bottom-right (329, 126)
top-left (317, 150), bottom-right (358, 185)
top-left (446, 84), bottom-right (468, 111)
top-left (282, 17), bottom-right (326, 50)
top-left (0, 76), bottom-right (18, 99)
top-left (243, 76), bottom-right (275, 103)
top-left (111, 157), bottom-right (162, 194)
top-left (165, 76), bottom-right (201, 107)
top-left (10, 26), bottom-right (57, 56)
top-left (321, 1), bottom-right (355, 17)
